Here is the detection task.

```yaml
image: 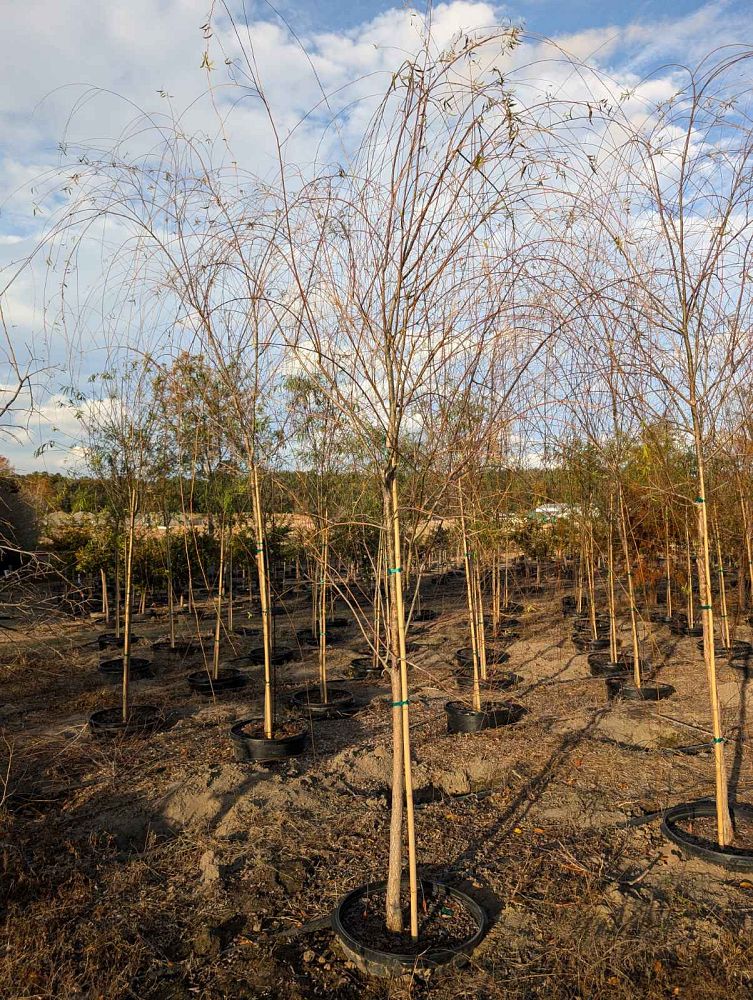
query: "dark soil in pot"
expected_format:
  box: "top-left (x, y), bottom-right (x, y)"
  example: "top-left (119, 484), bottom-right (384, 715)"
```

top-left (96, 632), bottom-right (141, 650)
top-left (661, 800), bottom-right (753, 871)
top-left (605, 678), bottom-right (675, 701)
top-left (696, 639), bottom-right (753, 660)
top-left (493, 616), bottom-right (519, 630)
top-left (187, 666), bottom-right (248, 695)
top-left (290, 685), bottom-right (355, 716)
top-left (573, 615), bottom-right (610, 630)
top-left (649, 609), bottom-right (674, 624)
top-left (455, 647), bottom-right (510, 668)
top-left (332, 879), bottom-right (487, 977)
top-left (411, 608), bottom-right (439, 623)
top-left (587, 654), bottom-right (632, 677)
top-left (562, 596), bottom-right (577, 616)
top-left (151, 638), bottom-right (202, 656)
top-left (456, 670), bottom-right (522, 692)
top-left (324, 617), bottom-right (350, 630)
top-left (230, 718), bottom-right (307, 762)
top-left (349, 657), bottom-right (385, 680)
top-left (98, 657), bottom-right (153, 681)
top-left (683, 625), bottom-right (704, 638)
top-left (89, 705), bottom-right (163, 738)
top-left (500, 602), bottom-right (523, 615)
top-left (572, 635), bottom-right (611, 652)
top-left (488, 629), bottom-right (519, 644)
top-left (445, 699), bottom-right (526, 734)
top-left (243, 646), bottom-right (297, 665)
top-left (234, 625), bottom-right (261, 637)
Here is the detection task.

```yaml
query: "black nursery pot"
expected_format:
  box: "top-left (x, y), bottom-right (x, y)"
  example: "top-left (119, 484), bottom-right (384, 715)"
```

top-left (648, 609), bottom-right (674, 625)
top-left (455, 647), bottom-right (510, 668)
top-left (187, 665), bottom-right (248, 695)
top-left (456, 670), bottom-right (522, 692)
top-left (98, 657), bottom-right (153, 681)
top-left (97, 632), bottom-right (141, 650)
top-left (696, 639), bottom-right (753, 661)
top-left (89, 705), bottom-right (163, 738)
top-left (683, 625), bottom-right (704, 638)
top-left (587, 652), bottom-right (632, 677)
top-left (605, 677), bottom-right (675, 701)
top-left (500, 602), bottom-right (524, 615)
top-left (242, 646), bottom-right (297, 666)
top-left (230, 718), bottom-right (307, 762)
top-left (290, 685), bottom-right (355, 717)
top-left (234, 625), bottom-right (261, 637)
top-left (661, 799), bottom-right (753, 872)
top-left (349, 656), bottom-right (385, 680)
top-left (572, 635), bottom-right (610, 652)
top-left (445, 699), bottom-right (526, 734)
top-left (325, 617), bottom-right (350, 630)
top-left (331, 879), bottom-right (488, 978)
top-left (412, 609), bottom-right (439, 623)
top-left (151, 638), bottom-right (202, 656)
top-left (572, 615), bottom-right (610, 631)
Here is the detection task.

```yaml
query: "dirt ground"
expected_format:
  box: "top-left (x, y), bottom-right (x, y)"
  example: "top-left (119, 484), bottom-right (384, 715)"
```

top-left (2, 573), bottom-right (753, 999)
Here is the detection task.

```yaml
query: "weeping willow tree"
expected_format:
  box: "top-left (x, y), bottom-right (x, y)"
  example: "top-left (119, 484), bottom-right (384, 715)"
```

top-left (574, 48), bottom-right (753, 845)
top-left (72, 360), bottom-right (158, 721)
top-left (276, 27), bottom-right (610, 938)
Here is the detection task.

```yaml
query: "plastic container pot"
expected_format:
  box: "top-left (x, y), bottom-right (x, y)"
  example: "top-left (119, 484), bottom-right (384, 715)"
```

top-left (98, 657), bottom-right (153, 681)
top-left (445, 699), bottom-right (526, 734)
top-left (187, 666), bottom-right (248, 695)
top-left (290, 685), bottom-right (355, 717)
top-left (89, 705), bottom-right (163, 738)
top-left (230, 718), bottom-right (307, 762)
top-left (331, 879), bottom-right (487, 977)
top-left (661, 799), bottom-right (753, 871)
top-left (605, 678), bottom-right (675, 701)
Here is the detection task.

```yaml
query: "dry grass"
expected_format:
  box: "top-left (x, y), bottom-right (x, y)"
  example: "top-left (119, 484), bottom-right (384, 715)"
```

top-left (2, 579), bottom-right (753, 998)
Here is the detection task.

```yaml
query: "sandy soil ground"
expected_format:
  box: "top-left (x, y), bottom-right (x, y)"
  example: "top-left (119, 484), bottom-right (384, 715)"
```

top-left (2, 573), bottom-right (753, 999)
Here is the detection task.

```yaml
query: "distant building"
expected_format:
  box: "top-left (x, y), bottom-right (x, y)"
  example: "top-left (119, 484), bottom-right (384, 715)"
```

top-left (527, 503), bottom-right (575, 524)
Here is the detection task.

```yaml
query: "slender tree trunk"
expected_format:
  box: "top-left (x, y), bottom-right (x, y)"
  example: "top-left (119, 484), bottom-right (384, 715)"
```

top-left (213, 518), bottom-right (225, 681)
top-left (685, 514), bottom-right (695, 628)
top-left (383, 469), bottom-right (417, 939)
top-left (618, 489), bottom-right (641, 688)
top-left (714, 515), bottom-right (730, 649)
top-left (227, 533), bottom-right (234, 633)
top-left (740, 488), bottom-right (753, 611)
top-left (459, 488), bottom-right (482, 709)
top-left (115, 544), bottom-right (121, 641)
top-left (664, 510), bottom-right (673, 619)
top-left (319, 523), bottom-right (329, 703)
top-left (586, 522), bottom-right (597, 641)
top-left (607, 495), bottom-right (618, 664)
top-left (122, 493), bottom-right (137, 723)
top-left (100, 568), bottom-right (109, 623)
top-left (473, 557), bottom-right (488, 682)
top-left (251, 466), bottom-right (274, 740)
top-left (694, 463), bottom-right (734, 844)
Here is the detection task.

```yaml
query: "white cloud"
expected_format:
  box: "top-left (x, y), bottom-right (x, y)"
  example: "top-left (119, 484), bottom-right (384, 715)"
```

top-left (0, 1), bottom-right (751, 470)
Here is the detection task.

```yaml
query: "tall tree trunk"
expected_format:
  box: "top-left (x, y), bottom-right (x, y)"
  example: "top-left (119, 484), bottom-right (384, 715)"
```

top-left (383, 470), bottom-right (418, 939)
top-left (694, 462), bottom-right (733, 844)
top-left (121, 492), bottom-right (137, 723)
top-left (618, 488), bottom-right (641, 688)
top-left (607, 495), bottom-right (619, 664)
top-left (212, 518), bottom-right (225, 681)
top-left (664, 510), bottom-right (673, 619)
top-left (459, 487), bottom-right (482, 710)
top-left (100, 568), bottom-right (109, 623)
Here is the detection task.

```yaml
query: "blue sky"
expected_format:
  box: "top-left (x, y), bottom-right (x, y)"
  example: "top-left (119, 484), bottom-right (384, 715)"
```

top-left (1, 0), bottom-right (752, 472)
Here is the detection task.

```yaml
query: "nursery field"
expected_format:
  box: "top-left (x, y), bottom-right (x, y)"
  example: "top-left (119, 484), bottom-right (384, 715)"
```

top-left (2, 566), bottom-right (753, 1000)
